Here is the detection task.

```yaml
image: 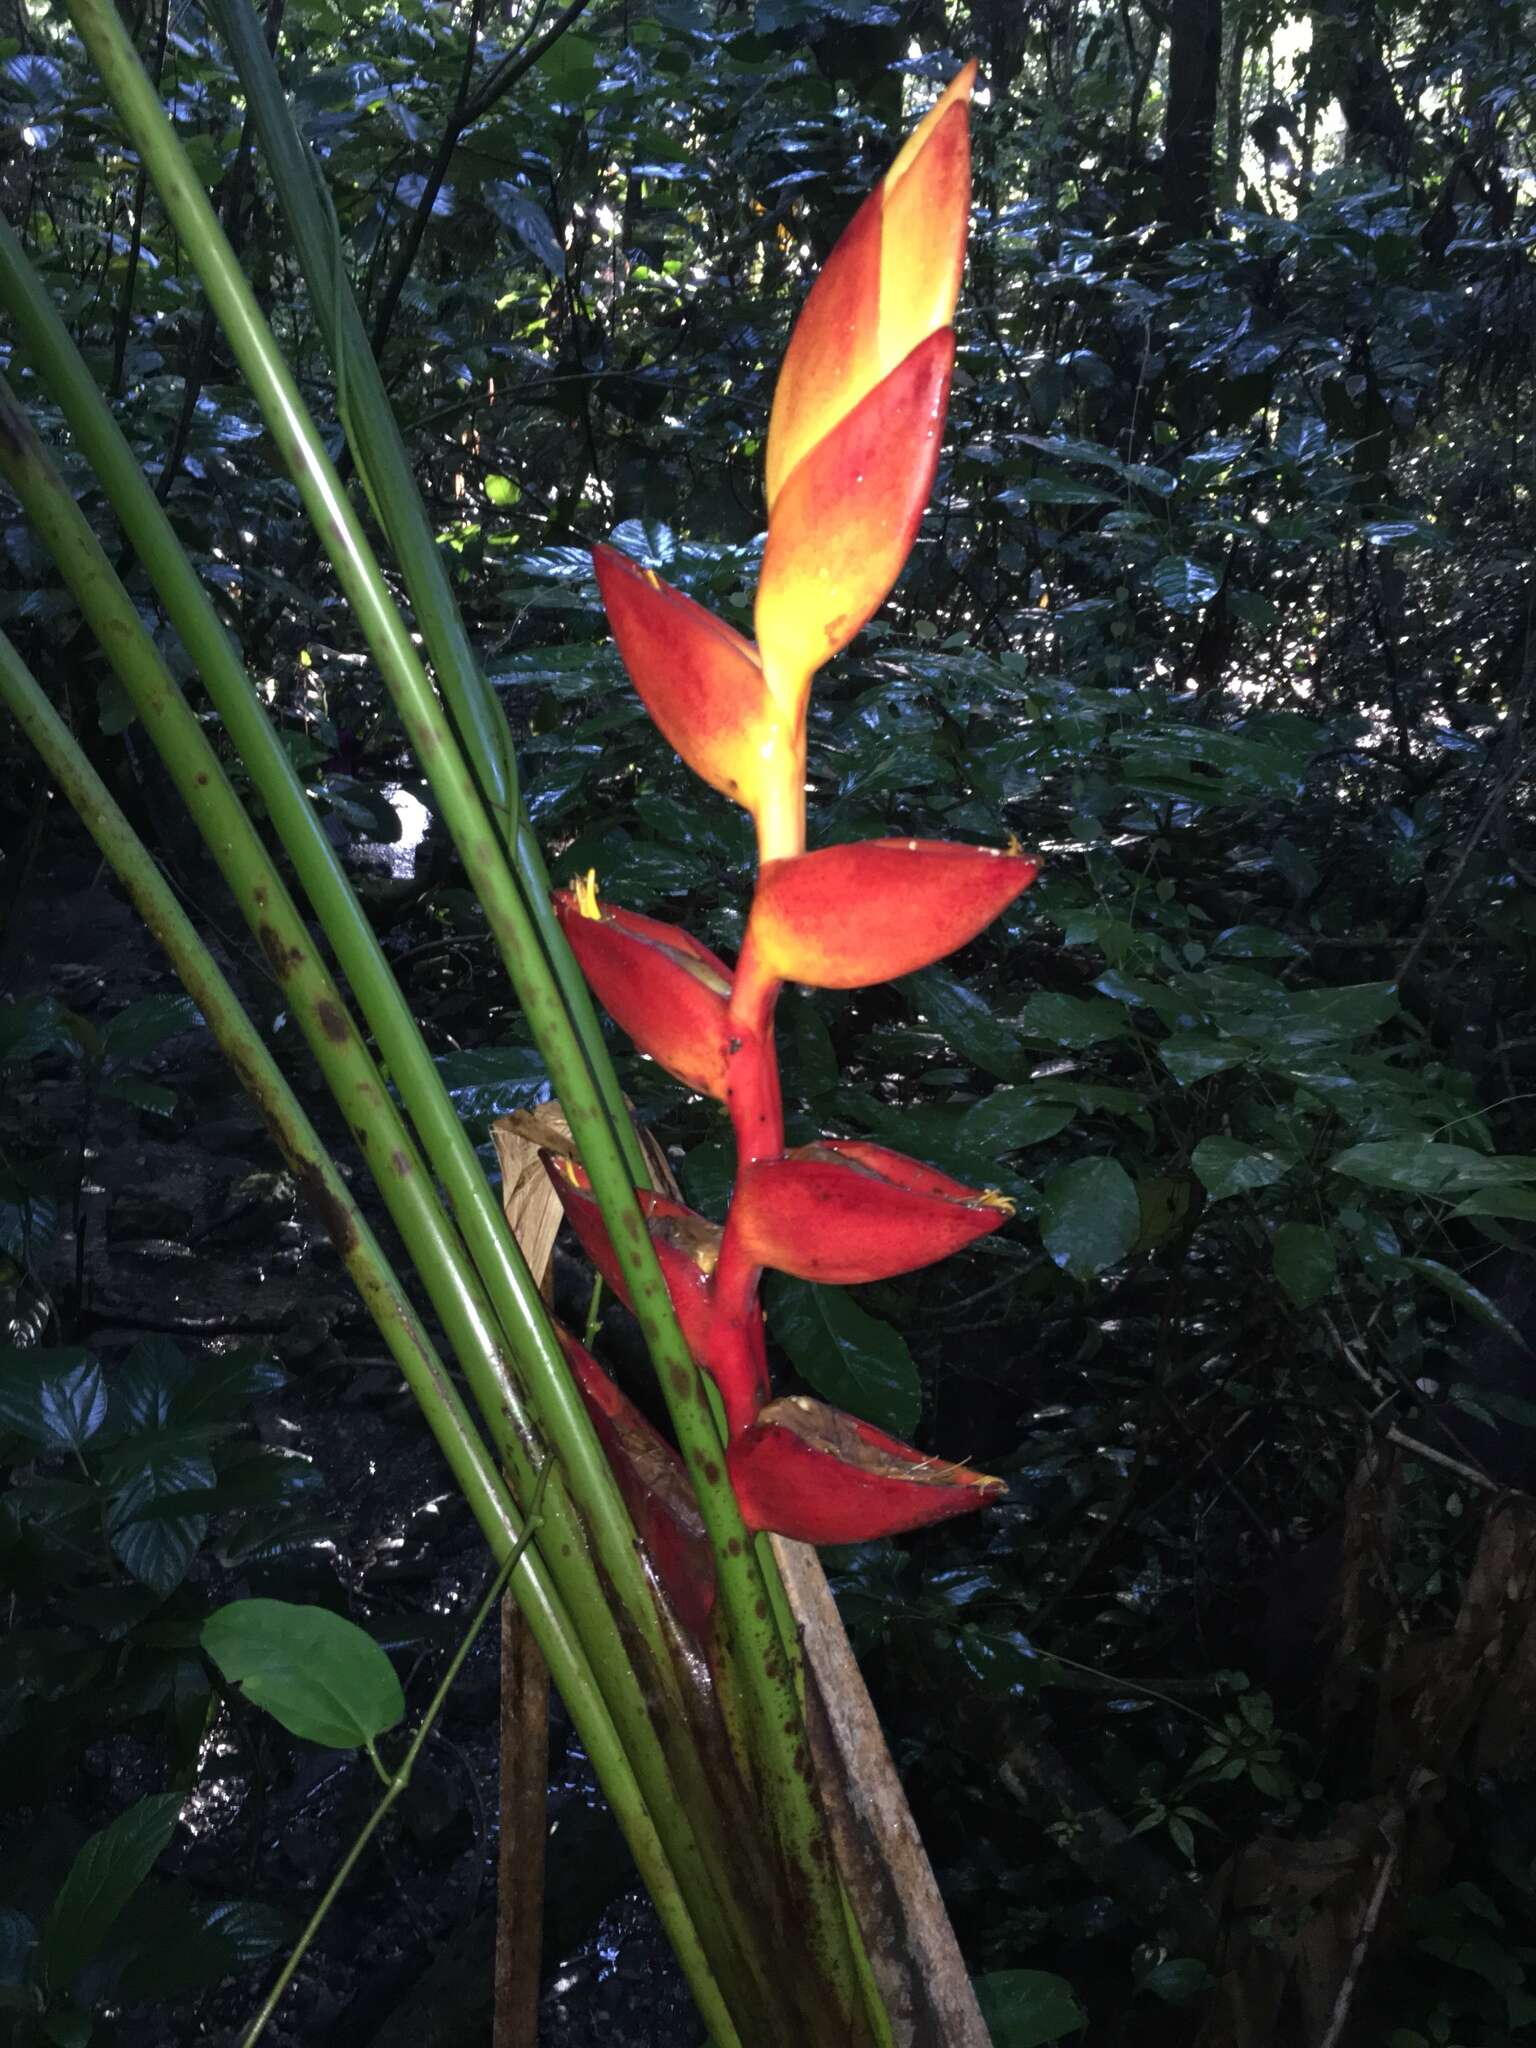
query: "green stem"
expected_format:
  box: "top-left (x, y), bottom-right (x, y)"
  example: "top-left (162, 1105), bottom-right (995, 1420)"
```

top-left (52, 0), bottom-right (696, 1721)
top-left (242, 1463), bottom-right (552, 2048)
top-left (0, 631), bottom-right (734, 2046)
top-left (207, 0), bottom-right (646, 1192)
top-left (55, 5), bottom-right (872, 2025)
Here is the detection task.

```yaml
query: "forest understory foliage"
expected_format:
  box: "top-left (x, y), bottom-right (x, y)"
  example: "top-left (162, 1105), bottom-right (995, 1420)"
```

top-left (1, 0), bottom-right (1535, 2043)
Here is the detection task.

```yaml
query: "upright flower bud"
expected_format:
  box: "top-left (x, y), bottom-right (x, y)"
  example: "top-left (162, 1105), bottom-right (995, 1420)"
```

top-left (755, 65), bottom-right (976, 724)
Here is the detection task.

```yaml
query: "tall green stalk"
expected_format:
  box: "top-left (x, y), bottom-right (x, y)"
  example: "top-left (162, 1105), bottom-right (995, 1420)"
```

top-left (0, 628), bottom-right (740, 2048)
top-left (56, 1), bottom-right (873, 2023)
top-left (206, 0), bottom-right (642, 1195)
top-left (0, 378), bottom-right (782, 2037)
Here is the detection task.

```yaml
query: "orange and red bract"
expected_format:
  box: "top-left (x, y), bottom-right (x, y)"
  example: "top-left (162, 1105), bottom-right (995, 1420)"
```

top-left (546, 1158), bottom-right (771, 1431)
top-left (764, 62), bottom-right (976, 511)
top-left (555, 68), bottom-right (1023, 1554)
top-left (592, 544), bottom-right (781, 815)
top-left (745, 838), bottom-right (1038, 991)
top-left (756, 326), bottom-right (956, 694)
top-left (730, 1140), bottom-right (1012, 1285)
top-left (727, 1395), bottom-right (1004, 1545)
top-left (553, 888), bottom-right (732, 1100)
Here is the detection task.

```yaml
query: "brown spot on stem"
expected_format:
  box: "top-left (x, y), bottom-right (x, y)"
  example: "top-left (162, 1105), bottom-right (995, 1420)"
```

top-left (257, 923), bottom-right (304, 979)
top-left (389, 1148), bottom-right (413, 1177)
top-left (194, 770), bottom-right (209, 787)
top-left (670, 1366), bottom-right (692, 1398)
top-left (702, 1460), bottom-right (720, 1487)
top-left (316, 999), bottom-right (349, 1043)
top-left (293, 1158), bottom-right (358, 1255)
top-left (0, 402), bottom-right (29, 460)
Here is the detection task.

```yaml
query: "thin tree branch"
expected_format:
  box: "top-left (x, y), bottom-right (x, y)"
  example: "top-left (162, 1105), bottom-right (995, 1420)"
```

top-left (368, 0), bottom-right (592, 357)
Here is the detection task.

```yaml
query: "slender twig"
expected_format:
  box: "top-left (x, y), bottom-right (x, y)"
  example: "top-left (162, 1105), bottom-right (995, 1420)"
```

top-left (368, 0), bottom-right (592, 356)
top-left (1322, 1310), bottom-right (1509, 1492)
top-left (1395, 654), bottom-right (1533, 987)
top-left (1384, 1426), bottom-right (1509, 1496)
top-left (242, 1464), bottom-right (552, 2048)
top-left (1317, 1822), bottom-right (1401, 2048)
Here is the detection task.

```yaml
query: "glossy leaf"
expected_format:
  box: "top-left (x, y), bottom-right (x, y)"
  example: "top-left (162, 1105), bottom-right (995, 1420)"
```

top-left (764, 1274), bottom-right (921, 1437)
top-left (0, 1345), bottom-right (106, 1451)
top-left (1272, 1222), bottom-right (1337, 1309)
top-left (1039, 1158), bottom-right (1139, 1278)
top-left (973, 1969), bottom-right (1088, 2045)
top-left (1191, 1137), bottom-right (1293, 1202)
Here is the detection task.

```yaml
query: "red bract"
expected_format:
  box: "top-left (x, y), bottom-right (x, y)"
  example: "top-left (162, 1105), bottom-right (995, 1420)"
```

top-left (592, 544), bottom-right (788, 817)
top-left (546, 1159), bottom-right (770, 1431)
top-left (731, 1139), bottom-right (1013, 1284)
top-left (746, 838), bottom-right (1038, 991)
top-left (554, 884), bottom-right (731, 1099)
top-left (559, 1330), bottom-right (717, 1641)
top-left (727, 1395), bottom-right (1004, 1543)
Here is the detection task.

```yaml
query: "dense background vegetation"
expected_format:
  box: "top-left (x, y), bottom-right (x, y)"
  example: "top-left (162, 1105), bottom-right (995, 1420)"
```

top-left (2, 0), bottom-right (1535, 2041)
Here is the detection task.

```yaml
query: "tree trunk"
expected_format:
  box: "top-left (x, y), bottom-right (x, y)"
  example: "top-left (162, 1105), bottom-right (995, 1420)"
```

top-left (1163, 0), bottom-right (1223, 237)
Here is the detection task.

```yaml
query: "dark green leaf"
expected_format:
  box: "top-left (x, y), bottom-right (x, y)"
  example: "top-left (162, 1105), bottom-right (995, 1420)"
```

top-left (973, 1968), bottom-right (1088, 2045)
top-left (109, 1449), bottom-right (216, 1594)
top-left (0, 1347), bottom-right (107, 1451)
top-left (1148, 556), bottom-right (1221, 611)
top-left (0, 1908), bottom-right (36, 1988)
top-left (41, 1793), bottom-right (182, 1990)
top-left (1401, 1258), bottom-right (1530, 1349)
top-left (905, 970), bottom-right (1029, 1079)
top-left (1138, 1957), bottom-right (1216, 2004)
top-left (764, 1276), bottom-right (921, 1436)
top-left (1273, 1223), bottom-right (1337, 1309)
top-left (1039, 1159), bottom-right (1139, 1278)
top-left (955, 1624), bottom-right (1046, 1697)
top-left (1019, 992), bottom-right (1129, 1049)
top-left (1191, 1137), bottom-right (1293, 1202)
top-left (99, 994), bottom-right (201, 1063)
top-left (1160, 1032), bottom-right (1243, 1085)
top-left (1331, 1140), bottom-right (1536, 1196)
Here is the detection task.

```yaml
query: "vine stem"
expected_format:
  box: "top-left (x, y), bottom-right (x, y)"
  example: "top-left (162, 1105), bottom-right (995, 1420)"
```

top-left (241, 1466), bottom-right (554, 2048)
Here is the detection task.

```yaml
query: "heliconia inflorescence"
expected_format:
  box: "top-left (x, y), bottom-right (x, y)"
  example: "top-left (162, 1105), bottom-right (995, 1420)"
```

top-left (550, 62), bottom-right (1038, 1550)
